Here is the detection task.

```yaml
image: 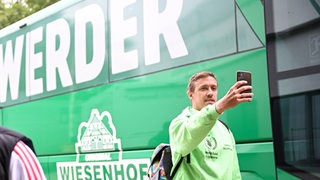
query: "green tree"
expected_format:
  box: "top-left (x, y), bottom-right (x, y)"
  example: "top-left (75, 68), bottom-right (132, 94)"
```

top-left (0, 0), bottom-right (60, 30)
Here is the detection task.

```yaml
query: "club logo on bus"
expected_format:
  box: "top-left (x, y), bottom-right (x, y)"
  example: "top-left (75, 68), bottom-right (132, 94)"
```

top-left (56, 109), bottom-right (149, 180)
top-left (75, 109), bottom-right (122, 162)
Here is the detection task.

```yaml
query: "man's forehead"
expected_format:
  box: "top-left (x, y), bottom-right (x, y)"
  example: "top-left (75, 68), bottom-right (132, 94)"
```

top-left (195, 76), bottom-right (217, 85)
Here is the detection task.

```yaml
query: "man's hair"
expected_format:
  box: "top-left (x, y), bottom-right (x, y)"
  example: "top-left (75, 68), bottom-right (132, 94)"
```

top-left (187, 71), bottom-right (217, 93)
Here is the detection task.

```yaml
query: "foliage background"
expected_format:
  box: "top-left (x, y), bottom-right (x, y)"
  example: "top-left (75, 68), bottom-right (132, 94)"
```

top-left (0, 0), bottom-right (60, 29)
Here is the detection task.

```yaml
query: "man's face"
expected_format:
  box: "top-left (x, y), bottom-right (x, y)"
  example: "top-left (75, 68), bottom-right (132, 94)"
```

top-left (188, 76), bottom-right (218, 111)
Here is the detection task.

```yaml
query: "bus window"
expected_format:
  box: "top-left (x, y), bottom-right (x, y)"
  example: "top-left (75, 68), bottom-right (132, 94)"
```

top-left (265, 0), bottom-right (320, 179)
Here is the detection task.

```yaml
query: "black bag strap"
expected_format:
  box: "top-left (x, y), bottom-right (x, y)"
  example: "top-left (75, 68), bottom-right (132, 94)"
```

top-left (171, 153), bottom-right (190, 178)
top-left (171, 155), bottom-right (183, 178)
top-left (218, 120), bottom-right (230, 132)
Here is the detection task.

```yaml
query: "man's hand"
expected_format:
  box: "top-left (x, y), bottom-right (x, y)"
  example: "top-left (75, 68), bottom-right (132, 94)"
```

top-left (215, 80), bottom-right (253, 114)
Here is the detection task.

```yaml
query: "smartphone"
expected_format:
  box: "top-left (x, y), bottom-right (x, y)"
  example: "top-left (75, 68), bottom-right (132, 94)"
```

top-left (236, 71), bottom-right (252, 93)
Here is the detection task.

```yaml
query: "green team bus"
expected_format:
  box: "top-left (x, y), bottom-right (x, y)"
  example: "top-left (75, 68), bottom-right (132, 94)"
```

top-left (0, 0), bottom-right (319, 179)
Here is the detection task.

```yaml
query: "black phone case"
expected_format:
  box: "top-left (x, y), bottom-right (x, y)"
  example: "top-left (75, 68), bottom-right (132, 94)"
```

top-left (237, 71), bottom-right (252, 93)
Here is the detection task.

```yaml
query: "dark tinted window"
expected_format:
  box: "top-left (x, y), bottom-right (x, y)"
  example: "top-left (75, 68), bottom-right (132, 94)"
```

top-left (265, 0), bottom-right (320, 179)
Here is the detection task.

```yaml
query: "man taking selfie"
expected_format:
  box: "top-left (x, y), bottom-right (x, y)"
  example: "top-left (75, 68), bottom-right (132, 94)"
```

top-left (169, 71), bottom-right (253, 179)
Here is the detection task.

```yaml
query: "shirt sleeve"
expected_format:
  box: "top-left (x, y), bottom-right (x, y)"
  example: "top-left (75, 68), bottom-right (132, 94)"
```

top-left (169, 104), bottom-right (220, 156)
top-left (9, 141), bottom-right (47, 180)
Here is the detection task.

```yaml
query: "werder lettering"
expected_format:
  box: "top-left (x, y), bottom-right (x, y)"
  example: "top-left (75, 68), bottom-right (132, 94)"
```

top-left (110, 0), bottom-right (188, 74)
top-left (143, 0), bottom-right (188, 66)
top-left (0, 35), bottom-right (24, 102)
top-left (26, 26), bottom-right (44, 97)
top-left (46, 18), bottom-right (72, 92)
top-left (0, 0), bottom-right (188, 105)
top-left (74, 4), bottom-right (106, 84)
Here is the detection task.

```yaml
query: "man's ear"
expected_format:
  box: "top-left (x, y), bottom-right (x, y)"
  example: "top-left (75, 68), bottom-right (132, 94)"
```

top-left (187, 91), bottom-right (193, 100)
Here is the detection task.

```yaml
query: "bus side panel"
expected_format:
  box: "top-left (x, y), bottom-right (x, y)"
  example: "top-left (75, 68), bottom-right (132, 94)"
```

top-left (3, 49), bottom-right (275, 179)
top-left (237, 142), bottom-right (276, 180)
top-left (2, 49), bottom-right (270, 154)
